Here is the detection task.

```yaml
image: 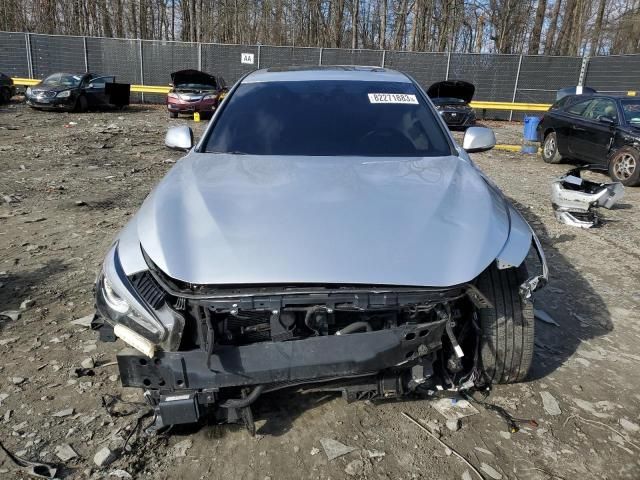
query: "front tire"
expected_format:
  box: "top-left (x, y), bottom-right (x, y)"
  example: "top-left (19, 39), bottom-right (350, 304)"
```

top-left (476, 263), bottom-right (534, 384)
top-left (608, 147), bottom-right (640, 186)
top-left (541, 131), bottom-right (562, 164)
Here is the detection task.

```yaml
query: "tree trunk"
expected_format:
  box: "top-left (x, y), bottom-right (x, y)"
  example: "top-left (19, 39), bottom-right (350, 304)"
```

top-left (393, 0), bottom-right (408, 50)
top-left (351, 0), bottom-right (359, 49)
top-left (475, 15), bottom-right (484, 53)
top-left (333, 0), bottom-right (345, 47)
top-left (528, 0), bottom-right (547, 54)
top-left (556, 0), bottom-right (576, 55)
top-left (590, 0), bottom-right (606, 55)
top-left (379, 0), bottom-right (387, 49)
top-left (544, 0), bottom-right (563, 54)
top-left (190, 0), bottom-right (196, 42)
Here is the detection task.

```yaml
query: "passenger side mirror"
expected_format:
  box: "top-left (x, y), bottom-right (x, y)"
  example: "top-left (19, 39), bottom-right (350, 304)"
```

top-left (462, 126), bottom-right (496, 153)
top-left (598, 116), bottom-right (616, 126)
top-left (165, 125), bottom-right (194, 151)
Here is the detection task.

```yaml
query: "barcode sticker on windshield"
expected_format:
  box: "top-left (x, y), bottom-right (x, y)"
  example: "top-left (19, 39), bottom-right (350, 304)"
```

top-left (368, 93), bottom-right (418, 104)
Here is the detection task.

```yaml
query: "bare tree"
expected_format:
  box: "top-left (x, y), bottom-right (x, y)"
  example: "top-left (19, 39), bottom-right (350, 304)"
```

top-left (544, 0), bottom-right (563, 54)
top-left (528, 0), bottom-right (547, 54)
top-left (0, 0), bottom-right (637, 55)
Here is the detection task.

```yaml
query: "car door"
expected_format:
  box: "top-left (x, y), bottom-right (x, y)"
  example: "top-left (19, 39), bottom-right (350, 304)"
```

top-left (85, 76), bottom-right (115, 107)
top-left (549, 97), bottom-right (591, 157)
top-left (568, 98), bottom-right (617, 164)
top-left (560, 98), bottom-right (594, 159)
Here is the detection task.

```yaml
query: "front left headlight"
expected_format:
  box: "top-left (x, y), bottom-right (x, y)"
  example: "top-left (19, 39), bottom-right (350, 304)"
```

top-left (96, 244), bottom-right (184, 354)
top-left (202, 94), bottom-right (217, 101)
top-left (57, 90), bottom-right (71, 98)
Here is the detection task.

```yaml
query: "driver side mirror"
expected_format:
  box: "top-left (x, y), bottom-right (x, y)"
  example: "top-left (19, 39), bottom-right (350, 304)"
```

top-left (165, 125), bottom-right (194, 151)
top-left (462, 126), bottom-right (496, 153)
top-left (598, 116), bottom-right (616, 126)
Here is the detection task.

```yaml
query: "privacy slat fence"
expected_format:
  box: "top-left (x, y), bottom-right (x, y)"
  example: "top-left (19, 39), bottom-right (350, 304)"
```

top-left (1, 31), bottom-right (638, 116)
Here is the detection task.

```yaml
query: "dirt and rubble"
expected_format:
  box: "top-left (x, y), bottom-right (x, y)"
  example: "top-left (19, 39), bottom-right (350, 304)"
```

top-left (1, 101), bottom-right (639, 480)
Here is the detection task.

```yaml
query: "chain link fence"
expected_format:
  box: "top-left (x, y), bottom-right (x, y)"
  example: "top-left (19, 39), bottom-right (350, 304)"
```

top-left (1, 31), bottom-right (639, 110)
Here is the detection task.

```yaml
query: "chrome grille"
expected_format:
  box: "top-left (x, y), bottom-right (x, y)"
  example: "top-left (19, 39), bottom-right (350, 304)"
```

top-left (32, 90), bottom-right (57, 98)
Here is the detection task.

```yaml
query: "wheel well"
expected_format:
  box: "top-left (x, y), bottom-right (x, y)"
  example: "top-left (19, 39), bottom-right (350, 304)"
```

top-left (608, 145), bottom-right (640, 165)
top-left (543, 128), bottom-right (555, 139)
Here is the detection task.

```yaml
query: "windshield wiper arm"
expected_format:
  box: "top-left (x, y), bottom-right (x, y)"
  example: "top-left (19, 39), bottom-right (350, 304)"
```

top-left (208, 150), bottom-right (249, 155)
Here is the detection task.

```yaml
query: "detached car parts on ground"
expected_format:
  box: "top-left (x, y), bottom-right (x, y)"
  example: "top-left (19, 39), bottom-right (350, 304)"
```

top-left (551, 167), bottom-right (624, 228)
top-left (427, 80), bottom-right (476, 129)
top-left (25, 72), bottom-right (130, 112)
top-left (0, 72), bottom-right (15, 103)
top-left (537, 93), bottom-right (640, 186)
top-left (94, 66), bottom-right (547, 434)
top-left (167, 69), bottom-right (228, 119)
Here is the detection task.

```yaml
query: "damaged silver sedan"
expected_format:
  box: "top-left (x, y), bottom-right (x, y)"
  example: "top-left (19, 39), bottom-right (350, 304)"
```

top-left (94, 66), bottom-right (547, 433)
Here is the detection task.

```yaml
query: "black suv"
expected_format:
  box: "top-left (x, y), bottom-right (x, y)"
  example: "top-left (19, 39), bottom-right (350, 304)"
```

top-left (537, 93), bottom-right (640, 186)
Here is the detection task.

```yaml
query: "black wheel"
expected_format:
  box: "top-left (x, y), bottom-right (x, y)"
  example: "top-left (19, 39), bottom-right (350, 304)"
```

top-left (476, 263), bottom-right (534, 384)
top-left (608, 147), bottom-right (640, 186)
top-left (169, 111), bottom-right (178, 118)
top-left (75, 95), bottom-right (88, 113)
top-left (0, 87), bottom-right (11, 103)
top-left (541, 131), bottom-right (562, 164)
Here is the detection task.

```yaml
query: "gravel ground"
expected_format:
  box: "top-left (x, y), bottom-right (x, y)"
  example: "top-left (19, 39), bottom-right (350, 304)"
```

top-left (1, 101), bottom-right (639, 480)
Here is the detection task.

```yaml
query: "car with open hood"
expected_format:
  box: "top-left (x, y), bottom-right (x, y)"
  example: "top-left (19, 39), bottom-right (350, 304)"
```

top-left (167, 69), bottom-right (228, 119)
top-left (0, 72), bottom-right (15, 103)
top-left (25, 72), bottom-right (129, 111)
top-left (427, 80), bottom-right (476, 129)
top-left (94, 66), bottom-right (547, 433)
top-left (537, 93), bottom-right (640, 186)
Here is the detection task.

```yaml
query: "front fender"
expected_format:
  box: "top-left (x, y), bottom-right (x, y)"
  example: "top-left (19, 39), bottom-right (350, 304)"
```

top-left (496, 205), bottom-right (548, 298)
top-left (496, 205), bottom-right (532, 269)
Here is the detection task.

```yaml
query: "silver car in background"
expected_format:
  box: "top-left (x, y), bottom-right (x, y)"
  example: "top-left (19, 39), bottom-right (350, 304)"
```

top-left (94, 66), bottom-right (547, 433)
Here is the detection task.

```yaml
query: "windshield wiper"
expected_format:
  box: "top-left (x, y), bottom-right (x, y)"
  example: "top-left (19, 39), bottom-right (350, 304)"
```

top-left (208, 150), bottom-right (249, 155)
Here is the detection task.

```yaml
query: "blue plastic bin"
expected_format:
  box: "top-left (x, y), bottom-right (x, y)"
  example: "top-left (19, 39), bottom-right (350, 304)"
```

top-left (523, 116), bottom-right (541, 142)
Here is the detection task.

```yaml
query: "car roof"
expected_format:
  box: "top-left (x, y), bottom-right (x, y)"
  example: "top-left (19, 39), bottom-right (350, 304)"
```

top-left (46, 72), bottom-right (87, 76)
top-left (242, 66), bottom-right (412, 84)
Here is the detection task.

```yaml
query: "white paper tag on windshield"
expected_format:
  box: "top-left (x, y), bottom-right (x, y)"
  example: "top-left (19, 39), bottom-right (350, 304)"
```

top-left (368, 93), bottom-right (418, 104)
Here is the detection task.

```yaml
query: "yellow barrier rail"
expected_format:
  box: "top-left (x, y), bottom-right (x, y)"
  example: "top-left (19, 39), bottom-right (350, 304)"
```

top-left (13, 76), bottom-right (553, 110)
top-left (494, 144), bottom-right (541, 152)
top-left (470, 101), bottom-right (551, 111)
top-left (13, 77), bottom-right (172, 94)
top-left (130, 84), bottom-right (171, 94)
top-left (13, 77), bottom-right (40, 86)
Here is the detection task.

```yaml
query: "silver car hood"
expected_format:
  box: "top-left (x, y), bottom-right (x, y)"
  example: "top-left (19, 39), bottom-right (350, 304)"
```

top-left (135, 153), bottom-right (511, 287)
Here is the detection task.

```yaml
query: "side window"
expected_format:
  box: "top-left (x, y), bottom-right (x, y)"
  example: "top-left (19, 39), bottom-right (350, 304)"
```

top-left (565, 99), bottom-right (593, 117)
top-left (583, 98), bottom-right (617, 121)
top-left (550, 96), bottom-right (570, 110)
top-left (89, 76), bottom-right (114, 89)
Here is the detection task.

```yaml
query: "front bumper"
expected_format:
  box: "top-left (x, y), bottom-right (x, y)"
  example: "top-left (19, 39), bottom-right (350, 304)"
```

top-left (26, 96), bottom-right (74, 110)
top-left (550, 167), bottom-right (625, 228)
top-left (440, 110), bottom-right (476, 128)
top-left (117, 319), bottom-right (447, 391)
top-left (167, 100), bottom-right (217, 113)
